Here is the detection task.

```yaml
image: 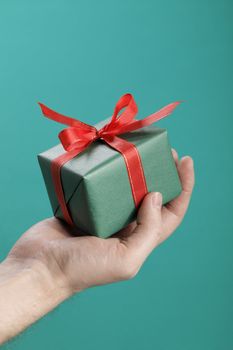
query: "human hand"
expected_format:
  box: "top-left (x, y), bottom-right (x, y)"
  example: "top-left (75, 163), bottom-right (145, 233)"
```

top-left (0, 150), bottom-right (194, 344)
top-left (6, 150), bottom-right (195, 293)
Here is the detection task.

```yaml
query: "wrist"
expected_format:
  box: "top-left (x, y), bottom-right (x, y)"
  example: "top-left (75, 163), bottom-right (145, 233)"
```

top-left (0, 257), bottom-right (72, 344)
top-left (1, 257), bottom-right (72, 301)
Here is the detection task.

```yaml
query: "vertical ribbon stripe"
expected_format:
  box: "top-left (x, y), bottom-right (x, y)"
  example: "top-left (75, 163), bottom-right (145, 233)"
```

top-left (103, 136), bottom-right (148, 207)
top-left (51, 150), bottom-right (79, 226)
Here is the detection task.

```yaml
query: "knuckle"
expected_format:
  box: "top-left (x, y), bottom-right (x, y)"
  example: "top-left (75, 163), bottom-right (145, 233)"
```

top-left (120, 257), bottom-right (140, 280)
top-left (154, 225), bottom-right (162, 240)
top-left (123, 266), bottom-right (138, 280)
top-left (142, 222), bottom-right (163, 243)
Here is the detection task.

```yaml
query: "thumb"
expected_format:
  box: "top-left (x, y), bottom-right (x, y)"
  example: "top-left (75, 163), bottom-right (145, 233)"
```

top-left (137, 192), bottom-right (162, 232)
top-left (124, 192), bottom-right (163, 260)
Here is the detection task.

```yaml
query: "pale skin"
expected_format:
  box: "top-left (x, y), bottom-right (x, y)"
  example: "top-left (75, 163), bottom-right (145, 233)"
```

top-left (0, 150), bottom-right (194, 345)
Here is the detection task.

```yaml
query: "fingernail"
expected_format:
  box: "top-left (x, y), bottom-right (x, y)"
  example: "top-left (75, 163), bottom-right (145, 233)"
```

top-left (152, 192), bottom-right (162, 208)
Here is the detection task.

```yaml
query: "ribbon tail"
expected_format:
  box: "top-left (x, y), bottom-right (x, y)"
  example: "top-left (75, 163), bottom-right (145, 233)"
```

top-left (38, 102), bottom-right (96, 131)
top-left (103, 136), bottom-right (148, 207)
top-left (116, 101), bottom-right (181, 134)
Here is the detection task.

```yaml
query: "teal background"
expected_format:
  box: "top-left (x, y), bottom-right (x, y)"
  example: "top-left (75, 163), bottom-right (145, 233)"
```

top-left (0, 0), bottom-right (232, 349)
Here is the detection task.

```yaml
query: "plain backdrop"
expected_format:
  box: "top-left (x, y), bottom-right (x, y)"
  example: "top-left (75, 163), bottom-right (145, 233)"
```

top-left (0, 1), bottom-right (232, 349)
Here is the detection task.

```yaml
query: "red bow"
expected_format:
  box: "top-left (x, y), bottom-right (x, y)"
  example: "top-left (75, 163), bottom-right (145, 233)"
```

top-left (39, 94), bottom-right (180, 227)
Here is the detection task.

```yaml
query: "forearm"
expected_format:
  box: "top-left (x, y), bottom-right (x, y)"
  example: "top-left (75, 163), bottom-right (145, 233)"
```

top-left (0, 258), bottom-right (70, 345)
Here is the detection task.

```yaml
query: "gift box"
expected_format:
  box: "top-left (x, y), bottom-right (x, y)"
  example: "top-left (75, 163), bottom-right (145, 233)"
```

top-left (38, 94), bottom-right (182, 238)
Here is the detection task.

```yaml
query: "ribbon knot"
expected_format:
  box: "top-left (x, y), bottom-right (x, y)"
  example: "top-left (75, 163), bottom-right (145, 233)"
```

top-left (38, 93), bottom-right (181, 227)
top-left (95, 129), bottom-right (104, 140)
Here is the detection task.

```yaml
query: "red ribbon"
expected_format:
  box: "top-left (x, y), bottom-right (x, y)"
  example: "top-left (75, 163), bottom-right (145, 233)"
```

top-left (38, 94), bottom-right (180, 226)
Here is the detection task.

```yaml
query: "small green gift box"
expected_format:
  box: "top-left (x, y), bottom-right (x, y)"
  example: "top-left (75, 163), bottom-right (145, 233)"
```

top-left (38, 94), bottom-right (182, 238)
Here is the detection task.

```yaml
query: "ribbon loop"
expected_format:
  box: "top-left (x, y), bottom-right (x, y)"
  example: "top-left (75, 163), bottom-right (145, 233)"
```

top-left (110, 93), bottom-right (138, 126)
top-left (59, 127), bottom-right (97, 152)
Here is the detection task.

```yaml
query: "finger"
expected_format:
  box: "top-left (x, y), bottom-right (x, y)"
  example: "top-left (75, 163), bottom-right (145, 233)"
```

top-left (121, 192), bottom-right (163, 261)
top-left (166, 156), bottom-right (194, 216)
top-left (172, 148), bottom-right (179, 166)
top-left (178, 156), bottom-right (195, 193)
top-left (161, 156), bottom-right (195, 239)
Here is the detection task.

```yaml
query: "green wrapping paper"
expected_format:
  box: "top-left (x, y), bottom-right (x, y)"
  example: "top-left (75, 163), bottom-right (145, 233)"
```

top-left (38, 119), bottom-right (182, 238)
